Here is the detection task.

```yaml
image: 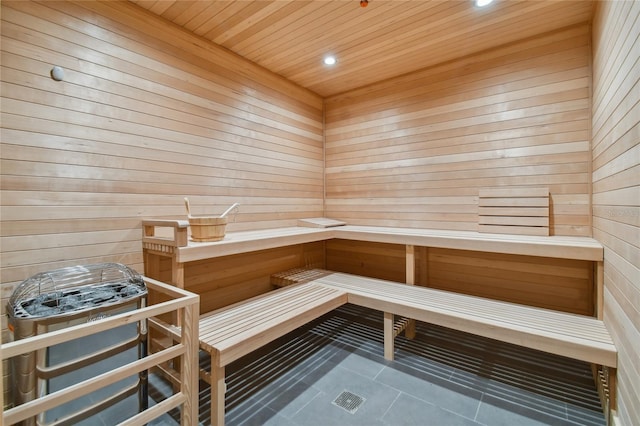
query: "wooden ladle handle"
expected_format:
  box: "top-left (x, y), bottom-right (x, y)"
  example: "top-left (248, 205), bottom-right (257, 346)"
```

top-left (220, 203), bottom-right (240, 218)
top-left (184, 197), bottom-right (192, 217)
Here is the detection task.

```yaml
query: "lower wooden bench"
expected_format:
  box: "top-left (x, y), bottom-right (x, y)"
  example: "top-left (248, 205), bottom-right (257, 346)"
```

top-left (309, 271), bottom-right (617, 368)
top-left (272, 268), bottom-right (618, 409)
top-left (196, 268), bottom-right (616, 425)
top-left (197, 282), bottom-right (347, 426)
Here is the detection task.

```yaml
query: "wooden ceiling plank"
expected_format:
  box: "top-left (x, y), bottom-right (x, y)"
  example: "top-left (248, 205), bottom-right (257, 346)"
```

top-left (128, 0), bottom-right (594, 97)
top-left (199, 1), bottom-right (276, 42)
top-left (157, 1), bottom-right (197, 22)
top-left (246, 2), bottom-right (361, 66)
top-left (172, 1), bottom-right (216, 27)
top-left (262, 2), bottom-right (438, 75)
top-left (212, 0), bottom-right (293, 46)
top-left (325, 25), bottom-right (591, 121)
top-left (147, 0), bottom-right (176, 16)
top-left (308, 3), bottom-right (592, 95)
top-left (299, 1), bottom-right (563, 85)
top-left (182, 1), bottom-right (240, 35)
top-left (229, 1), bottom-right (322, 55)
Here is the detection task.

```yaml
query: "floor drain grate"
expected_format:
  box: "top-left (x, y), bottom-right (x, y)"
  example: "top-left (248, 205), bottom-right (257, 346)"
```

top-left (332, 390), bottom-right (365, 414)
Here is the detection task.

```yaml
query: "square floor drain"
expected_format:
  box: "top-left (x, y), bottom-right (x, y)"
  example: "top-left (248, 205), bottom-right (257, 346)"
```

top-left (332, 390), bottom-right (365, 414)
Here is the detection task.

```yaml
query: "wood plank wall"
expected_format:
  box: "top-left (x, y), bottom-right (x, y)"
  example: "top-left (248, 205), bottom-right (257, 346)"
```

top-left (326, 240), bottom-right (594, 316)
top-left (324, 24), bottom-right (592, 237)
top-left (592, 2), bottom-right (640, 425)
top-left (148, 243), bottom-right (325, 315)
top-left (0, 0), bottom-right (323, 334)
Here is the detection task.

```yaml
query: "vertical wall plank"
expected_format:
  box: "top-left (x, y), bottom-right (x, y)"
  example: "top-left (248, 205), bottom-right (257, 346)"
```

top-left (324, 25), bottom-right (592, 236)
top-left (592, 2), bottom-right (640, 424)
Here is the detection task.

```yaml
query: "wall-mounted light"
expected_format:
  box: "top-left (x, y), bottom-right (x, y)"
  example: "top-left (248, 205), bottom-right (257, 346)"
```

top-left (323, 56), bottom-right (337, 66)
top-left (50, 66), bottom-right (65, 81)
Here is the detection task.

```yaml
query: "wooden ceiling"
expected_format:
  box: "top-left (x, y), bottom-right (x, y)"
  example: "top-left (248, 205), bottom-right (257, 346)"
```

top-left (130, 0), bottom-right (594, 97)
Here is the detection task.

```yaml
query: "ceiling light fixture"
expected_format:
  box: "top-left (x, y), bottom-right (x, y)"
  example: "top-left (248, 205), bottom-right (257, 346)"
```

top-left (360, 0), bottom-right (369, 7)
top-left (323, 56), bottom-right (337, 66)
top-left (475, 0), bottom-right (494, 7)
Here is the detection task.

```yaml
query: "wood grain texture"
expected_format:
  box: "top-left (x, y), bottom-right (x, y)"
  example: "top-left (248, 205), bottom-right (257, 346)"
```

top-left (478, 187), bottom-right (550, 236)
top-left (592, 1), bottom-right (640, 424)
top-left (146, 242), bottom-right (326, 315)
top-left (327, 240), bottom-right (594, 316)
top-left (324, 25), bottom-right (593, 237)
top-left (313, 271), bottom-right (615, 367)
top-left (0, 0), bottom-right (323, 342)
top-left (131, 0), bottom-right (593, 97)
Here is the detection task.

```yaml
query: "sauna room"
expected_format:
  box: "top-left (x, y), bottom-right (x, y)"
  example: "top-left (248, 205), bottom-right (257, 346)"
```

top-left (1, 0), bottom-right (638, 425)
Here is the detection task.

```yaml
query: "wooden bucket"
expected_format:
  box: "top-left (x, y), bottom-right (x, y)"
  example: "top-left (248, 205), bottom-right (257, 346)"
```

top-left (188, 216), bottom-right (228, 242)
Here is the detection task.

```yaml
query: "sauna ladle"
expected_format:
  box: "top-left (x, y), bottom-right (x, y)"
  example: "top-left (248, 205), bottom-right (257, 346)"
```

top-left (220, 203), bottom-right (240, 218)
top-left (184, 197), bottom-right (192, 217)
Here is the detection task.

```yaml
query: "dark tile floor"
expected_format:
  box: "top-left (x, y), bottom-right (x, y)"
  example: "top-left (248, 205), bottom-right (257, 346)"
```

top-left (34, 304), bottom-right (606, 425)
top-left (212, 304), bottom-right (605, 426)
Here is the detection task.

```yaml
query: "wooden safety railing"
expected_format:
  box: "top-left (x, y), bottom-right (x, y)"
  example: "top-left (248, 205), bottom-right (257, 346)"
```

top-left (1, 276), bottom-right (199, 426)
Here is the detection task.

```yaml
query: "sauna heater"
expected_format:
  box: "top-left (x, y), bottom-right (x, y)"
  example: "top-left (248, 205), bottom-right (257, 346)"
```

top-left (7, 263), bottom-right (148, 426)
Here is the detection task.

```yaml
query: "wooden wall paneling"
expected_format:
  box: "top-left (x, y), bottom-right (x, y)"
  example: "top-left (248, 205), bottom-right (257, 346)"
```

top-left (0, 0), bottom-right (323, 350)
top-left (324, 25), bottom-right (593, 236)
top-left (592, 1), bottom-right (640, 423)
top-left (325, 24), bottom-right (591, 119)
top-left (427, 248), bottom-right (594, 315)
top-left (0, 0), bottom-right (323, 406)
top-left (183, 243), bottom-right (325, 314)
top-left (325, 239), bottom-right (406, 283)
top-left (325, 240), bottom-right (594, 315)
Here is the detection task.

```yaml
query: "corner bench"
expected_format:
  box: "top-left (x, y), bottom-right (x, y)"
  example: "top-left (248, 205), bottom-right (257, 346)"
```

top-left (197, 282), bottom-right (347, 426)
top-left (141, 220), bottom-right (613, 424)
top-left (272, 268), bottom-right (617, 423)
top-left (198, 267), bottom-right (616, 426)
top-left (296, 270), bottom-right (617, 368)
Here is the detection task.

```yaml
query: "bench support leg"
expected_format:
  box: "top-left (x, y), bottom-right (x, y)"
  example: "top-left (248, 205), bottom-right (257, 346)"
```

top-left (384, 312), bottom-right (394, 361)
top-left (211, 352), bottom-right (225, 426)
top-left (405, 245), bottom-right (417, 339)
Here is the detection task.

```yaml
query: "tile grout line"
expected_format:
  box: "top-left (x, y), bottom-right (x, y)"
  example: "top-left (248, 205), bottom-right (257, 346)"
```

top-left (473, 392), bottom-right (485, 423)
top-left (380, 391), bottom-right (402, 422)
top-left (290, 388), bottom-right (326, 420)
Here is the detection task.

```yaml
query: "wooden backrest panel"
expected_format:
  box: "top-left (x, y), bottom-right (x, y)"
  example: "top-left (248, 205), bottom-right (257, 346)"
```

top-left (478, 187), bottom-right (550, 236)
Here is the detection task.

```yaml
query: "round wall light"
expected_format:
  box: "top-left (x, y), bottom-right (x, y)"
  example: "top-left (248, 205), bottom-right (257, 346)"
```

top-left (50, 66), bottom-right (65, 81)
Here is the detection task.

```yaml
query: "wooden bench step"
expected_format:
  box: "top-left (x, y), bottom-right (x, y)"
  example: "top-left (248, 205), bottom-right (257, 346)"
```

top-left (271, 268), bottom-right (331, 287)
top-left (199, 283), bottom-right (347, 366)
top-left (307, 271), bottom-right (616, 368)
top-left (199, 282), bottom-right (347, 426)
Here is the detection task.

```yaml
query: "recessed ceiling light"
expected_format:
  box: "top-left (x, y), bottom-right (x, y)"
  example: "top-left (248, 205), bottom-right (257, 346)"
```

top-left (323, 56), bottom-right (337, 66)
top-left (475, 0), bottom-right (493, 6)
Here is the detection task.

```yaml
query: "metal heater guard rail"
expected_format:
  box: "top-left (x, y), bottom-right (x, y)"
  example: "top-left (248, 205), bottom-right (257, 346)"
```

top-left (1, 276), bottom-right (200, 426)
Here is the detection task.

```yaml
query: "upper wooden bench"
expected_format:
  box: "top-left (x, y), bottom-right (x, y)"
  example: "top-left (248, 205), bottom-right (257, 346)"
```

top-left (142, 221), bottom-right (603, 262)
top-left (142, 220), bottom-right (605, 315)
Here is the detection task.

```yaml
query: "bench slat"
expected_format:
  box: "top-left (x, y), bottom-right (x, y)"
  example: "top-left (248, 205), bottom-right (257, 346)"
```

top-left (198, 284), bottom-right (347, 366)
top-left (310, 272), bottom-right (616, 367)
top-left (317, 274), bottom-right (612, 343)
top-left (199, 286), bottom-right (341, 344)
top-left (199, 284), bottom-right (331, 334)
